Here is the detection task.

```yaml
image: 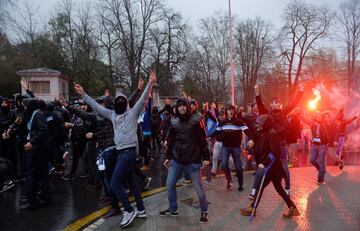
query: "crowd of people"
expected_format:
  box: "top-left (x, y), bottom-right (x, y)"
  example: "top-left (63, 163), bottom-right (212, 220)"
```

top-left (1, 73), bottom-right (360, 228)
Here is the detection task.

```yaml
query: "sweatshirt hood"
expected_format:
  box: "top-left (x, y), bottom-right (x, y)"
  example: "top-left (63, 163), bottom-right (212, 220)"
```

top-left (114, 93), bottom-right (129, 115)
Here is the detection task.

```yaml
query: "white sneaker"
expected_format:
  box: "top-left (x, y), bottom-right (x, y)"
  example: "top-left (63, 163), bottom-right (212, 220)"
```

top-left (135, 208), bottom-right (147, 218)
top-left (120, 210), bottom-right (136, 228)
top-left (203, 181), bottom-right (212, 189)
top-left (285, 189), bottom-right (291, 196)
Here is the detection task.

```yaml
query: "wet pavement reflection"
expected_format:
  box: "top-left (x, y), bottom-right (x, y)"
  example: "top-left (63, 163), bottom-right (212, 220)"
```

top-left (0, 146), bottom-right (359, 231)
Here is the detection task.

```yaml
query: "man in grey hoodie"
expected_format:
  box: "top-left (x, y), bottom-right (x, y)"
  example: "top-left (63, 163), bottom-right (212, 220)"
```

top-left (74, 72), bottom-right (156, 228)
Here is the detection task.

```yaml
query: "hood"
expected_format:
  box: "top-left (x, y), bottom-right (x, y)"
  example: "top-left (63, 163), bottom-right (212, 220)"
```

top-left (175, 97), bottom-right (191, 119)
top-left (1, 97), bottom-right (10, 114)
top-left (23, 98), bottom-right (39, 115)
top-left (114, 93), bottom-right (129, 114)
top-left (258, 114), bottom-right (274, 132)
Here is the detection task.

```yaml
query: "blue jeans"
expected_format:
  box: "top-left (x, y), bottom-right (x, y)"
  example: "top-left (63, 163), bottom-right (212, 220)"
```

top-left (280, 144), bottom-right (290, 190)
top-left (221, 146), bottom-right (243, 187)
top-left (101, 148), bottom-right (119, 209)
top-left (310, 144), bottom-right (327, 182)
top-left (166, 160), bottom-right (208, 212)
top-left (336, 136), bottom-right (345, 157)
top-left (110, 147), bottom-right (144, 212)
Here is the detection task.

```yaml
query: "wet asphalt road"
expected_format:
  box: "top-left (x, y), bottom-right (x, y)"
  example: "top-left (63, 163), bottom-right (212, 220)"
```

top-left (1, 147), bottom-right (359, 231)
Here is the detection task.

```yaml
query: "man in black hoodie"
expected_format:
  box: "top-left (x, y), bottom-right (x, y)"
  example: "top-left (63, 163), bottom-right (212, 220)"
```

top-left (159, 98), bottom-right (210, 224)
top-left (240, 114), bottom-right (300, 219)
top-left (255, 84), bottom-right (303, 195)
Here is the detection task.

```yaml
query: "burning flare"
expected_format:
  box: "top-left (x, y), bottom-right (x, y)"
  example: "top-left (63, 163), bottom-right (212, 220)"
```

top-left (308, 88), bottom-right (321, 111)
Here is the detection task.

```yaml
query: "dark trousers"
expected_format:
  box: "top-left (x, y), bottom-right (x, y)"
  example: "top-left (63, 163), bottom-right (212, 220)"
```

top-left (69, 139), bottom-right (86, 176)
top-left (251, 169), bottom-right (295, 209)
top-left (103, 148), bottom-right (120, 210)
top-left (24, 148), bottom-right (50, 205)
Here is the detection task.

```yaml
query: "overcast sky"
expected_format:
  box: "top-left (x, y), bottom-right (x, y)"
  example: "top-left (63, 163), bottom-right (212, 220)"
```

top-left (9, 0), bottom-right (345, 52)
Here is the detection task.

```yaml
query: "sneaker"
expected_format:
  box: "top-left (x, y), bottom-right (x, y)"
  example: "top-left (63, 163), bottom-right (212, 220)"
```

top-left (285, 189), bottom-right (291, 196)
top-left (103, 208), bottom-right (122, 219)
top-left (0, 180), bottom-right (15, 193)
top-left (283, 206), bottom-right (300, 219)
top-left (226, 182), bottom-right (233, 191)
top-left (249, 188), bottom-right (256, 200)
top-left (316, 180), bottom-right (325, 185)
top-left (135, 209), bottom-right (147, 218)
top-left (144, 177), bottom-right (152, 190)
top-left (200, 211), bottom-right (208, 224)
top-left (159, 209), bottom-right (179, 216)
top-left (62, 175), bottom-right (74, 181)
top-left (248, 194), bottom-right (254, 200)
top-left (120, 210), bottom-right (136, 228)
top-left (240, 206), bottom-right (255, 216)
top-left (48, 167), bottom-right (56, 175)
top-left (182, 178), bottom-right (192, 184)
top-left (203, 181), bottom-right (212, 189)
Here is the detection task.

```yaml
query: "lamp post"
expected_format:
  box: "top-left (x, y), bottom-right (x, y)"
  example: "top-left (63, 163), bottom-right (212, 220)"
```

top-left (228, 0), bottom-right (235, 106)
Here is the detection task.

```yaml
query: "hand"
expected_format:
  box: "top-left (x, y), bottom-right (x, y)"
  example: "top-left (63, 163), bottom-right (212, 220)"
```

top-left (15, 116), bottom-right (22, 125)
top-left (247, 140), bottom-right (254, 148)
top-left (85, 132), bottom-right (93, 139)
top-left (165, 98), bottom-right (170, 105)
top-left (356, 112), bottom-right (360, 118)
top-left (258, 164), bottom-right (265, 169)
top-left (254, 84), bottom-right (260, 96)
top-left (64, 122), bottom-right (73, 128)
top-left (333, 142), bottom-right (338, 146)
top-left (163, 159), bottom-right (170, 168)
top-left (203, 160), bottom-right (210, 166)
top-left (2, 132), bottom-right (10, 140)
top-left (24, 142), bottom-right (33, 151)
top-left (20, 80), bottom-right (30, 90)
top-left (149, 71), bottom-right (157, 83)
top-left (74, 83), bottom-right (85, 96)
top-left (138, 78), bottom-right (145, 90)
top-left (163, 140), bottom-right (168, 148)
top-left (299, 83), bottom-right (304, 92)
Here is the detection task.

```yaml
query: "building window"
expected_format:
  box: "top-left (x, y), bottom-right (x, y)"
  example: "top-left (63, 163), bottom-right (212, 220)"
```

top-left (31, 81), bottom-right (50, 94)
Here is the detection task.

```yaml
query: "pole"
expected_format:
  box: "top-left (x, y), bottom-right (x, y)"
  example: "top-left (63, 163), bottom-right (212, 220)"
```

top-left (228, 0), bottom-right (235, 106)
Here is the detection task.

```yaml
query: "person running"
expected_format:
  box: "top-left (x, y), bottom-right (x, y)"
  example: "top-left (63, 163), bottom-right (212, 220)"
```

top-left (74, 72), bottom-right (156, 228)
top-left (240, 114), bottom-right (300, 219)
top-left (159, 97), bottom-right (210, 224)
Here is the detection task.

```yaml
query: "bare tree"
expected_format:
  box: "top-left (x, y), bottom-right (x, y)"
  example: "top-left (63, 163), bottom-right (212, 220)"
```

top-left (338, 0), bottom-right (360, 95)
top-left (99, 0), bottom-right (163, 90)
top-left (235, 17), bottom-right (273, 105)
top-left (280, 0), bottom-right (331, 97)
top-left (0, 0), bottom-right (16, 32)
top-left (12, 0), bottom-right (39, 44)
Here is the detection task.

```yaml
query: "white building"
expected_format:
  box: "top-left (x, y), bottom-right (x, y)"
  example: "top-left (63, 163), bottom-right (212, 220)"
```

top-left (16, 68), bottom-right (70, 101)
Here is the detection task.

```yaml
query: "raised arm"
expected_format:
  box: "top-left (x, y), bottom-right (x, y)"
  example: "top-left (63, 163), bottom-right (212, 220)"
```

top-left (283, 84), bottom-right (304, 116)
top-left (343, 112), bottom-right (360, 125)
top-left (255, 85), bottom-right (268, 115)
top-left (132, 71), bottom-right (156, 116)
top-left (128, 78), bottom-right (145, 108)
top-left (74, 83), bottom-right (113, 120)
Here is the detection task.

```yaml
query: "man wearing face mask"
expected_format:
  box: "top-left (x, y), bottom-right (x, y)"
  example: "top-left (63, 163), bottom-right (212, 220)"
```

top-left (0, 98), bottom-right (16, 170)
top-left (74, 72), bottom-right (156, 229)
top-left (255, 84), bottom-right (303, 196)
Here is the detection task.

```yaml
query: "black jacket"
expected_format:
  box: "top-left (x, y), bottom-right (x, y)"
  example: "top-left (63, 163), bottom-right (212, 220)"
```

top-left (28, 110), bottom-right (50, 149)
top-left (166, 98), bottom-right (209, 164)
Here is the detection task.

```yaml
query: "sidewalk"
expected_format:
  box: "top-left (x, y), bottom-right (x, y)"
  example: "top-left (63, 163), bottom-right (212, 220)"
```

top-left (82, 166), bottom-right (360, 231)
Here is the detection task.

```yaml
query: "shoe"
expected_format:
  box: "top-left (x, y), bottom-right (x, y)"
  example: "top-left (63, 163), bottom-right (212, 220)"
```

top-left (283, 206), bottom-right (300, 218)
top-left (103, 208), bottom-right (122, 219)
top-left (226, 182), bottom-right (233, 191)
top-left (80, 174), bottom-right (90, 178)
top-left (240, 206), bottom-right (255, 216)
top-left (339, 161), bottom-right (344, 170)
top-left (62, 175), bottom-right (74, 181)
top-left (159, 209), bottom-right (179, 216)
top-left (200, 211), bottom-right (208, 224)
top-left (238, 187), bottom-right (244, 192)
top-left (144, 177), bottom-right (152, 190)
top-left (0, 180), bottom-right (15, 193)
top-left (125, 188), bottom-right (130, 194)
top-left (285, 189), bottom-right (291, 196)
top-left (248, 194), bottom-right (254, 200)
top-left (48, 167), bottom-right (56, 175)
top-left (316, 180), bottom-right (325, 185)
top-left (203, 181), bottom-right (212, 189)
top-left (120, 210), bottom-right (136, 228)
top-left (135, 209), bottom-right (147, 218)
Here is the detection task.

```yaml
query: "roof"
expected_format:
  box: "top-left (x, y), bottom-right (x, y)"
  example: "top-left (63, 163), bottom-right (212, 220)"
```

top-left (16, 68), bottom-right (61, 74)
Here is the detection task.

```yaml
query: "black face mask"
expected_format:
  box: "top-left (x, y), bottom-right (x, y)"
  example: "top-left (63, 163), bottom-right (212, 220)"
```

top-left (115, 100), bottom-right (127, 114)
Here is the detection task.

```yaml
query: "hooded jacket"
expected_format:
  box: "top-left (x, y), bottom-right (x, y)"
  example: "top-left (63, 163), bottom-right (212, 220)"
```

top-left (82, 81), bottom-right (153, 150)
top-left (166, 98), bottom-right (210, 164)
